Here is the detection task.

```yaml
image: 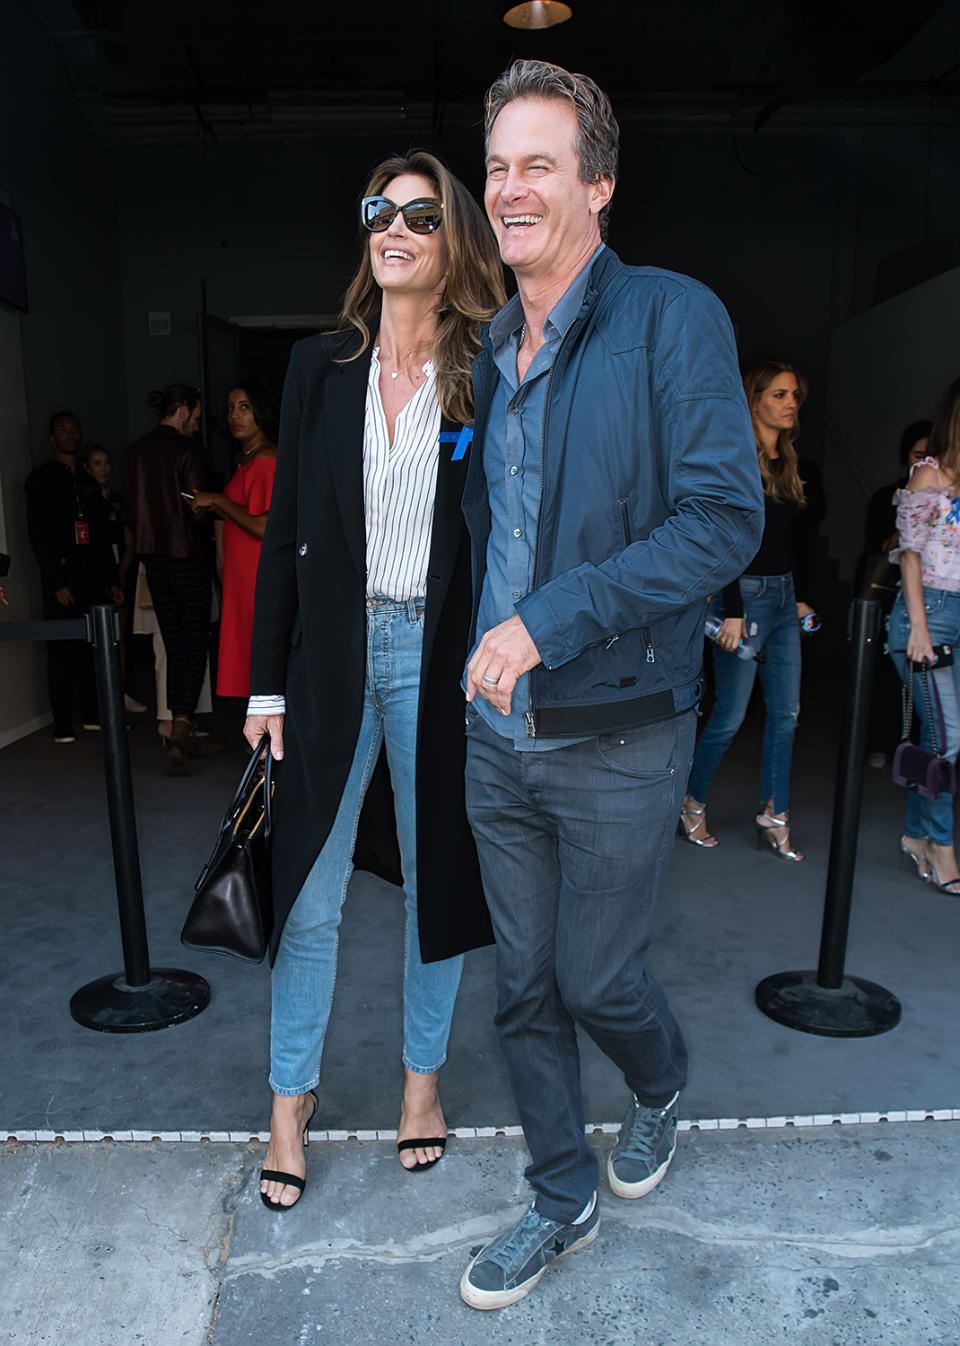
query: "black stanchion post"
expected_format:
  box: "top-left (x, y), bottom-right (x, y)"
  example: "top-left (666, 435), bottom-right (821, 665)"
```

top-left (755, 598), bottom-right (901, 1037)
top-left (69, 604), bottom-right (211, 1033)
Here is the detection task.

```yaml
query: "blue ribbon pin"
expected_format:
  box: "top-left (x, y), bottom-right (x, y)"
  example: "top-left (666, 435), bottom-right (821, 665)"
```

top-left (439, 426), bottom-right (473, 461)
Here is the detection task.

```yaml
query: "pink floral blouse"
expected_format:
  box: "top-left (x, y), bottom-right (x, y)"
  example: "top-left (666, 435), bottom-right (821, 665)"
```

top-left (893, 458), bottom-right (960, 593)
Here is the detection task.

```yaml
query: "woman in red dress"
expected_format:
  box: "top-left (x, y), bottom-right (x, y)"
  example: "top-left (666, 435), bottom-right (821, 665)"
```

top-left (193, 386), bottom-right (277, 697)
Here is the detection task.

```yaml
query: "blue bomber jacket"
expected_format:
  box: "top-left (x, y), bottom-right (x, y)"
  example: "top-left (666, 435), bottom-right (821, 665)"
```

top-left (463, 247), bottom-right (765, 738)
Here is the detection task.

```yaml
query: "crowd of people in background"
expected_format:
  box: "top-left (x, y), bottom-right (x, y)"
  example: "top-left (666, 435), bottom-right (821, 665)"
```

top-left (22, 380), bottom-right (278, 772)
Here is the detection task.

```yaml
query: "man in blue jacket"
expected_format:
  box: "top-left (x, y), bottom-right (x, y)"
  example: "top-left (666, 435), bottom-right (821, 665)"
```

top-left (459, 60), bottom-right (764, 1310)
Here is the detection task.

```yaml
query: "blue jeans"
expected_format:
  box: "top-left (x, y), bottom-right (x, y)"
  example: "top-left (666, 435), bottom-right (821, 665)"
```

top-left (464, 708), bottom-right (693, 1224)
top-left (269, 598), bottom-right (464, 1095)
top-left (687, 573), bottom-right (801, 814)
top-left (887, 588), bottom-right (960, 846)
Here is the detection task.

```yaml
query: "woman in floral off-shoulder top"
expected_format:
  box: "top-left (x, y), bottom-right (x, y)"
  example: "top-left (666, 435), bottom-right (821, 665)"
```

top-left (889, 374), bottom-right (960, 893)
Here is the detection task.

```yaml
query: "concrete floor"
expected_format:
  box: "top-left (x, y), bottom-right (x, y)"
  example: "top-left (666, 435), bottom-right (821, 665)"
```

top-left (4, 1121), bottom-right (959, 1345)
top-left (1, 657), bottom-right (959, 1342)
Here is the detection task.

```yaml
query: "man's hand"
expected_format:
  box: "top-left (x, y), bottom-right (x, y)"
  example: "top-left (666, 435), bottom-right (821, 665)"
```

top-left (110, 585), bottom-right (124, 605)
top-left (244, 713), bottom-right (284, 760)
top-left (466, 615), bottom-right (542, 717)
top-left (715, 617), bottom-right (746, 652)
top-left (55, 586), bottom-right (75, 607)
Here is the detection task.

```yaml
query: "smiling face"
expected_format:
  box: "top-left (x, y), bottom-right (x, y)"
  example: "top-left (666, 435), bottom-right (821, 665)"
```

top-left (484, 96), bottom-right (613, 287)
top-left (368, 173), bottom-right (448, 300)
top-left (226, 388), bottom-right (259, 444)
top-left (753, 372), bottom-right (802, 440)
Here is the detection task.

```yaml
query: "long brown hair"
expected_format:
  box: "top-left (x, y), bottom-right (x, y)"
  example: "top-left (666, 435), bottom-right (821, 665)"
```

top-left (742, 361), bottom-right (808, 507)
top-left (337, 151), bottom-right (505, 426)
top-left (929, 375), bottom-right (960, 483)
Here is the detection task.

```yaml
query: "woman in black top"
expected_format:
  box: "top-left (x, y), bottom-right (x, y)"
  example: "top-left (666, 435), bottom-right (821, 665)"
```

top-left (680, 361), bottom-right (820, 859)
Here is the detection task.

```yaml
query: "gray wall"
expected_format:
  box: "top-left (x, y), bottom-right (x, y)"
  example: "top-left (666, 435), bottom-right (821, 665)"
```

top-left (824, 266), bottom-right (960, 582)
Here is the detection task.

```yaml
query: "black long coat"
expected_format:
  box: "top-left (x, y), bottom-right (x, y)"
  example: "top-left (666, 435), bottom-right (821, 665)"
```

top-left (250, 332), bottom-right (494, 966)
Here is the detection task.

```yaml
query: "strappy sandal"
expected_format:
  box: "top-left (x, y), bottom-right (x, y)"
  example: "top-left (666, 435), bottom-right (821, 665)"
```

top-left (899, 835), bottom-right (931, 882)
top-left (260, 1090), bottom-right (318, 1211)
top-left (755, 811), bottom-right (804, 863)
top-left (677, 800), bottom-right (718, 847)
top-left (397, 1136), bottom-right (447, 1172)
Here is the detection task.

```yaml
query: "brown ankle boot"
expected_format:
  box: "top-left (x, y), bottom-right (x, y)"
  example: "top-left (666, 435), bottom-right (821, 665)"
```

top-left (166, 715), bottom-right (193, 776)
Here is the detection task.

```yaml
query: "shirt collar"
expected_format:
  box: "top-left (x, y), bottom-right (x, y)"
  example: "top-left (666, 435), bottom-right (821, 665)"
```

top-left (488, 243), bottom-right (606, 356)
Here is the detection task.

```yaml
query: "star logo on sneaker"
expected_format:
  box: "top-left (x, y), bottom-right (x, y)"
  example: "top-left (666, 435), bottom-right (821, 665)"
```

top-left (549, 1236), bottom-right (567, 1256)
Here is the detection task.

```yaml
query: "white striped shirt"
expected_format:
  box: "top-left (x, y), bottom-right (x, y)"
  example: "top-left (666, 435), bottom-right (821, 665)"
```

top-left (248, 348), bottom-right (441, 717)
top-left (364, 347), bottom-right (440, 599)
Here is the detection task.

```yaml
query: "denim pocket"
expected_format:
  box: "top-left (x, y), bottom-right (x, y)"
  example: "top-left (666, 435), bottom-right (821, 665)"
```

top-left (594, 718), bottom-right (679, 778)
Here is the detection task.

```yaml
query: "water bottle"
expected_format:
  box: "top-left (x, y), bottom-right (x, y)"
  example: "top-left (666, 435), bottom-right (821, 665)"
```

top-left (799, 611), bottom-right (821, 636)
top-left (704, 614), bottom-right (765, 662)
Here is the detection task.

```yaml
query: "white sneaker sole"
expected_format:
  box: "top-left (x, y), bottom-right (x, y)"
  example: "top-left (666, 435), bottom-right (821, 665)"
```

top-left (607, 1133), bottom-right (677, 1199)
top-left (459, 1218), bottom-right (600, 1310)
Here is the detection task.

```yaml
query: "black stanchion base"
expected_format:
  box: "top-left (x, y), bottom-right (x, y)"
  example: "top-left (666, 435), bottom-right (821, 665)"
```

top-left (70, 968), bottom-right (211, 1033)
top-left (755, 970), bottom-right (901, 1038)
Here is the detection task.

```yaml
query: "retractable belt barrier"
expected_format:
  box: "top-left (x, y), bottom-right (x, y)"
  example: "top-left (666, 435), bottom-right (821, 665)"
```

top-left (756, 597), bottom-right (901, 1037)
top-left (0, 604), bottom-right (209, 1032)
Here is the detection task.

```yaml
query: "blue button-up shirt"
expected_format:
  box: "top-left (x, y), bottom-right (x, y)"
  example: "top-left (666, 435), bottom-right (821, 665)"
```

top-left (470, 246), bottom-right (603, 749)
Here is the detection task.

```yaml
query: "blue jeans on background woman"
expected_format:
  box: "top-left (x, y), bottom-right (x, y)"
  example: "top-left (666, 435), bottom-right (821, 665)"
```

top-left (687, 573), bottom-right (801, 815)
top-left (269, 598), bottom-right (464, 1096)
top-left (887, 588), bottom-right (960, 846)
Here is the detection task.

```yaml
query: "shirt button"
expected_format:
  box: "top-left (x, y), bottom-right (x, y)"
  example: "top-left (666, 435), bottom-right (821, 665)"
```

top-left (513, 590), bottom-right (522, 599)
top-left (298, 543), bottom-right (308, 556)
top-left (513, 528), bottom-right (522, 538)
top-left (510, 465), bottom-right (519, 476)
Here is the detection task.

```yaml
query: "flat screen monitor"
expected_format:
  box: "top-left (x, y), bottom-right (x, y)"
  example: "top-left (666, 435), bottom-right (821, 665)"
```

top-left (0, 203), bottom-right (27, 313)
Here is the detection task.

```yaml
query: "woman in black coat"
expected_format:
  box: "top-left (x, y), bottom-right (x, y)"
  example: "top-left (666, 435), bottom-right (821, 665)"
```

top-left (245, 151), bottom-right (504, 1209)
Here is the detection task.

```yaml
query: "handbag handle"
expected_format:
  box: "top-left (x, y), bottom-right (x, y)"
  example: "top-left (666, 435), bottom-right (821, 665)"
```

top-left (226, 737), bottom-right (275, 839)
top-left (901, 659), bottom-right (948, 757)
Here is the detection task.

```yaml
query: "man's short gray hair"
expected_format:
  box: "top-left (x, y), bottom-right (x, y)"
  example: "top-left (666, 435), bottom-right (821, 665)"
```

top-left (483, 60), bottom-right (619, 240)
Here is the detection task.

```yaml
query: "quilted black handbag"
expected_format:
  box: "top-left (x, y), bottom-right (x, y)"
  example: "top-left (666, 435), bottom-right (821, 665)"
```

top-left (892, 662), bottom-right (957, 800)
top-left (181, 741), bottom-right (275, 962)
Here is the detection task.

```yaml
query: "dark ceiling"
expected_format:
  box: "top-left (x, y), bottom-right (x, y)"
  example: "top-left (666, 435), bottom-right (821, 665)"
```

top-left (31, 0), bottom-right (960, 141)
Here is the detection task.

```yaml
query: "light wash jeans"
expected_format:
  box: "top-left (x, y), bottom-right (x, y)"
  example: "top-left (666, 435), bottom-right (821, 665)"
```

top-left (887, 588), bottom-right (960, 846)
top-left (269, 597), bottom-right (464, 1096)
top-left (687, 573), bottom-right (801, 815)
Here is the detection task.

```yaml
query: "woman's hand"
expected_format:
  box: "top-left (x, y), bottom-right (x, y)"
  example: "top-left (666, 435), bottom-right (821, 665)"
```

top-left (796, 602), bottom-right (815, 620)
top-left (716, 617), bottom-right (747, 652)
top-left (906, 624), bottom-right (936, 667)
top-left (244, 714), bottom-right (284, 760)
top-left (191, 490), bottom-right (223, 515)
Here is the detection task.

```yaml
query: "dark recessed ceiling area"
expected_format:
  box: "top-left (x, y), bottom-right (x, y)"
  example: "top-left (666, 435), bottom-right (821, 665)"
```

top-left (40, 0), bottom-right (960, 141)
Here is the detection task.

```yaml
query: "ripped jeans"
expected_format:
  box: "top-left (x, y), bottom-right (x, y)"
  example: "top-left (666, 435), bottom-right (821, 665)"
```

top-left (687, 573), bottom-right (802, 815)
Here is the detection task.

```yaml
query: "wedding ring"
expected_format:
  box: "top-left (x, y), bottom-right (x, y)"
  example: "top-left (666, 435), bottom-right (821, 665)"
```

top-left (482, 674), bottom-right (500, 686)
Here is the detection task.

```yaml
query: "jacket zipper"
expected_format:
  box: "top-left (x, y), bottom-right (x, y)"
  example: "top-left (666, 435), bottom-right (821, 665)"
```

top-left (641, 626), bottom-right (656, 663)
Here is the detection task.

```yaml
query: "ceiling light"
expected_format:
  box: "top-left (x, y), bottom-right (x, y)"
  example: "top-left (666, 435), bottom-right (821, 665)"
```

top-left (503, 2), bottom-right (573, 30)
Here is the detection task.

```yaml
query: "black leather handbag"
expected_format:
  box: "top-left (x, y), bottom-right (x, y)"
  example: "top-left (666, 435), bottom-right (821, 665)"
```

top-left (892, 663), bottom-right (957, 800)
top-left (181, 741), bottom-right (275, 962)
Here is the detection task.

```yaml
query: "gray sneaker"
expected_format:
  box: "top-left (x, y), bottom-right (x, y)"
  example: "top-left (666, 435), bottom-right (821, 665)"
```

top-left (607, 1090), bottom-right (679, 1199)
top-left (460, 1195), bottom-right (600, 1310)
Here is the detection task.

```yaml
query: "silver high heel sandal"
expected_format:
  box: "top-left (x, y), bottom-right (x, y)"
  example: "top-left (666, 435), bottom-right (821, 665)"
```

top-left (899, 835), bottom-right (930, 883)
top-left (678, 801), bottom-right (718, 847)
top-left (755, 810), bottom-right (804, 862)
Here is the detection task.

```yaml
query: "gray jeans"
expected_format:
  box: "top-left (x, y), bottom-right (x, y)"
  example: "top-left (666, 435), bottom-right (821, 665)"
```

top-left (465, 707), bottom-right (694, 1223)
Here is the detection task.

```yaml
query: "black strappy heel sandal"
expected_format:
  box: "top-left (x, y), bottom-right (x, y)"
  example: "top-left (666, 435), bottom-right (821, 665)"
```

top-left (260, 1090), bottom-right (318, 1211)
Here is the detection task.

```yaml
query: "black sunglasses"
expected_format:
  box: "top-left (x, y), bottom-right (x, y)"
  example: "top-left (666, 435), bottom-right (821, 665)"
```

top-left (361, 195), bottom-right (444, 235)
